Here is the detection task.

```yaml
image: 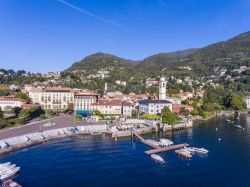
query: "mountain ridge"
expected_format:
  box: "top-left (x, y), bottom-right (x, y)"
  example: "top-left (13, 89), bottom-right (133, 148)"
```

top-left (65, 31), bottom-right (250, 78)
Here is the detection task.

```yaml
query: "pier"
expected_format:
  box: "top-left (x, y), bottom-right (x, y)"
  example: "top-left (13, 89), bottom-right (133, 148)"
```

top-left (145, 143), bottom-right (189, 155)
top-left (133, 133), bottom-right (188, 155)
top-left (133, 133), bottom-right (160, 149)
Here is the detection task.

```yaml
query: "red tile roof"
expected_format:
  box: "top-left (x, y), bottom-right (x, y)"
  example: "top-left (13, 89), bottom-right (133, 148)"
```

top-left (92, 99), bottom-right (132, 106)
top-left (0, 96), bottom-right (25, 102)
top-left (45, 87), bottom-right (75, 93)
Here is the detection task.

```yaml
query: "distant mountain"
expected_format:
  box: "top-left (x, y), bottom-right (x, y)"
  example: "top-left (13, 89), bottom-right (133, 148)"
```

top-left (67, 52), bottom-right (135, 74)
top-left (66, 31), bottom-right (250, 78)
top-left (134, 49), bottom-right (198, 77)
top-left (189, 31), bottom-right (250, 75)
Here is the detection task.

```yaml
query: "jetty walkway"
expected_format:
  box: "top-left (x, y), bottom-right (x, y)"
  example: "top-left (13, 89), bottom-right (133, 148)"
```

top-left (133, 133), bottom-right (188, 155)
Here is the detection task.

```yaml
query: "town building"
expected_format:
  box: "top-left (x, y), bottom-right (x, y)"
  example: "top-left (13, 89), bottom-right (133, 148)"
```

top-left (138, 76), bottom-right (173, 115)
top-left (138, 100), bottom-right (172, 115)
top-left (39, 87), bottom-right (75, 111)
top-left (172, 104), bottom-right (193, 115)
top-left (91, 100), bottom-right (133, 116)
top-left (74, 90), bottom-right (99, 116)
top-left (29, 87), bottom-right (45, 104)
top-left (0, 96), bottom-right (26, 111)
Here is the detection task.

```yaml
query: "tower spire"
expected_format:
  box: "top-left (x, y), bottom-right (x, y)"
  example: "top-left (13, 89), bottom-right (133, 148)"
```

top-left (159, 76), bottom-right (167, 100)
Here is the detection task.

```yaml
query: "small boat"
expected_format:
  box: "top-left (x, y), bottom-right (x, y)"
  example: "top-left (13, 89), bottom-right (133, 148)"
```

top-left (0, 162), bottom-right (11, 167)
top-left (146, 139), bottom-right (160, 147)
top-left (191, 147), bottom-right (209, 154)
top-left (2, 180), bottom-right (22, 187)
top-left (159, 139), bottom-right (173, 146)
top-left (225, 119), bottom-right (231, 123)
top-left (0, 142), bottom-right (9, 149)
top-left (236, 117), bottom-right (240, 121)
top-left (0, 167), bottom-right (20, 180)
top-left (0, 172), bottom-right (17, 180)
top-left (180, 147), bottom-right (192, 154)
top-left (21, 136), bottom-right (29, 142)
top-left (234, 125), bottom-right (243, 129)
top-left (175, 149), bottom-right (192, 159)
top-left (0, 164), bottom-right (16, 173)
top-left (151, 154), bottom-right (165, 163)
top-left (0, 166), bottom-right (19, 175)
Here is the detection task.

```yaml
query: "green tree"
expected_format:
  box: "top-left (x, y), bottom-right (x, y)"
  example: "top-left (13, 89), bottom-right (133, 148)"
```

top-left (0, 108), bottom-right (3, 118)
top-left (230, 94), bottom-right (246, 110)
top-left (65, 103), bottom-right (74, 113)
top-left (92, 110), bottom-right (102, 116)
top-left (191, 108), bottom-right (199, 115)
top-left (11, 107), bottom-right (21, 116)
top-left (132, 109), bottom-right (138, 118)
top-left (202, 102), bottom-right (215, 111)
top-left (181, 99), bottom-right (189, 105)
top-left (15, 92), bottom-right (31, 102)
top-left (161, 106), bottom-right (180, 125)
top-left (181, 109), bottom-right (190, 116)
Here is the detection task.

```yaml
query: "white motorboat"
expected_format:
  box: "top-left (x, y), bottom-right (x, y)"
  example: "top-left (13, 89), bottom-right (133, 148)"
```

top-left (0, 142), bottom-right (9, 149)
top-left (180, 147), bottom-right (192, 154)
top-left (0, 165), bottom-right (18, 176)
top-left (0, 167), bottom-right (20, 180)
top-left (146, 139), bottom-right (160, 146)
top-left (175, 149), bottom-right (192, 159)
top-left (0, 164), bottom-right (16, 172)
top-left (151, 154), bottom-right (165, 163)
top-left (188, 147), bottom-right (209, 154)
top-left (0, 162), bottom-right (11, 167)
top-left (0, 171), bottom-right (17, 180)
top-left (21, 136), bottom-right (29, 142)
top-left (159, 139), bottom-right (173, 146)
top-left (235, 125), bottom-right (242, 129)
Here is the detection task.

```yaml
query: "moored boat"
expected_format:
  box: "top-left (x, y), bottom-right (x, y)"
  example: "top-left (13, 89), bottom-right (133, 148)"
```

top-left (0, 162), bottom-right (11, 167)
top-left (159, 138), bottom-right (173, 146)
top-left (175, 149), bottom-right (192, 159)
top-left (151, 154), bottom-right (165, 163)
top-left (235, 125), bottom-right (242, 129)
top-left (0, 166), bottom-right (20, 178)
top-left (185, 147), bottom-right (209, 154)
top-left (145, 139), bottom-right (160, 147)
top-left (2, 179), bottom-right (22, 187)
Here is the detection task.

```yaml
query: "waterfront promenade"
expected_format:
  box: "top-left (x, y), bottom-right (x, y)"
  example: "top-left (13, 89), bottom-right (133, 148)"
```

top-left (0, 116), bottom-right (105, 141)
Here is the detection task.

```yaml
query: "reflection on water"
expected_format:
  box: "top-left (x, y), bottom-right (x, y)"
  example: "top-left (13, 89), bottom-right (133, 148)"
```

top-left (0, 114), bottom-right (250, 187)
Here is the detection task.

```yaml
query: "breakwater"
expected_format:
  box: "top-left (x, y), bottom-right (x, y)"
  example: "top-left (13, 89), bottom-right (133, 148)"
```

top-left (0, 125), bottom-right (107, 155)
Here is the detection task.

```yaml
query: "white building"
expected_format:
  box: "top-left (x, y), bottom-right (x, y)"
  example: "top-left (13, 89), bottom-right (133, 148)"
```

top-left (0, 96), bottom-right (25, 111)
top-left (29, 87), bottom-right (43, 104)
top-left (31, 87), bottom-right (75, 111)
top-left (74, 90), bottom-right (99, 112)
top-left (138, 100), bottom-right (172, 115)
top-left (91, 100), bottom-right (132, 116)
top-left (159, 77), bottom-right (167, 100)
top-left (244, 96), bottom-right (250, 109)
top-left (138, 76), bottom-right (173, 115)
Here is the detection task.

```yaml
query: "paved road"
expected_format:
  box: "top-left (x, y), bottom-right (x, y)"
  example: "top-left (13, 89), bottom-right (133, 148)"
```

top-left (0, 116), bottom-right (105, 141)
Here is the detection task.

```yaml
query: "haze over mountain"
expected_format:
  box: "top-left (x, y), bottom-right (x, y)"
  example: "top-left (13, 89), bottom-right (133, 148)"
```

top-left (66, 31), bottom-right (250, 78)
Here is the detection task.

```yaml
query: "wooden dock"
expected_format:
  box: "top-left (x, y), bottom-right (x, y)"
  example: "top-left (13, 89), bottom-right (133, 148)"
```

top-left (145, 143), bottom-right (189, 155)
top-left (133, 133), bottom-right (188, 154)
top-left (133, 133), bottom-right (160, 149)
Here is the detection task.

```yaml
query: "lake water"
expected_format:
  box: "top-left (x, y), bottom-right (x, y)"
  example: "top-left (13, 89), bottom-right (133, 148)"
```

top-left (1, 114), bottom-right (250, 187)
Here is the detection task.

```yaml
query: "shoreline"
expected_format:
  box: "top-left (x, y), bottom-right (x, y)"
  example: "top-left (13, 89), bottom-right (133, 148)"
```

top-left (1, 111), bottom-right (248, 156)
top-left (193, 109), bottom-right (249, 122)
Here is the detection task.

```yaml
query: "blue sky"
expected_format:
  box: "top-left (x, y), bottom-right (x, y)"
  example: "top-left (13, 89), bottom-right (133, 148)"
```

top-left (1, 0), bottom-right (250, 73)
